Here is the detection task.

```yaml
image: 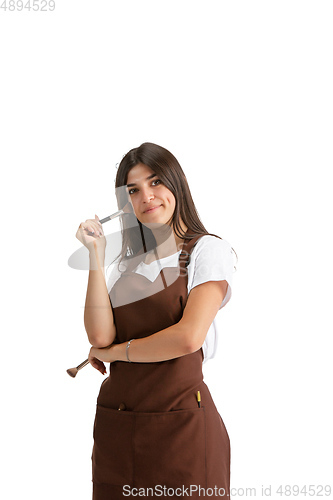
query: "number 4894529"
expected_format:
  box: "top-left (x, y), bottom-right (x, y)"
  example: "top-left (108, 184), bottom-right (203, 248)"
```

top-left (0, 0), bottom-right (55, 11)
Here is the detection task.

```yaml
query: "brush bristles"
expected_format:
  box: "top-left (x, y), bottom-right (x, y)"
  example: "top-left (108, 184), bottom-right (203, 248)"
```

top-left (67, 367), bottom-right (78, 378)
top-left (123, 202), bottom-right (133, 214)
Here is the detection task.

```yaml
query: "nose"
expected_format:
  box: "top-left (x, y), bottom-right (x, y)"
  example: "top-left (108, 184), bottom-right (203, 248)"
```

top-left (141, 186), bottom-right (154, 203)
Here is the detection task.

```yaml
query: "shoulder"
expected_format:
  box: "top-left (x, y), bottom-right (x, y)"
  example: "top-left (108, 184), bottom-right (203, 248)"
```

top-left (187, 234), bottom-right (234, 296)
top-left (192, 234), bottom-right (233, 260)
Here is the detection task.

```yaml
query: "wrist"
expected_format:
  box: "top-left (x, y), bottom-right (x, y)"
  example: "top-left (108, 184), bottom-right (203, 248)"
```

top-left (89, 242), bottom-right (105, 257)
top-left (89, 243), bottom-right (105, 270)
top-left (115, 342), bottom-right (130, 362)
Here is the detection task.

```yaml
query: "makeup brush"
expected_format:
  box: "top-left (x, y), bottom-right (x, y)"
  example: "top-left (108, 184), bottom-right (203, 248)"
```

top-left (67, 359), bottom-right (90, 378)
top-left (98, 201), bottom-right (133, 223)
top-left (66, 202), bottom-right (133, 378)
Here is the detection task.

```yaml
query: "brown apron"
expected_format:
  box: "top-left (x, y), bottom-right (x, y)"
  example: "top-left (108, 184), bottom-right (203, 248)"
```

top-left (91, 230), bottom-right (231, 499)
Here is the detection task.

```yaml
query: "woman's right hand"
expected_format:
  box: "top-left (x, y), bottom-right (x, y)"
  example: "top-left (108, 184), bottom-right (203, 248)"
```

top-left (75, 214), bottom-right (106, 252)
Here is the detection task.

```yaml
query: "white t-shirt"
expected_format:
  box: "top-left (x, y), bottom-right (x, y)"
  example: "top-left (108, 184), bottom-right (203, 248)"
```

top-left (105, 235), bottom-right (234, 363)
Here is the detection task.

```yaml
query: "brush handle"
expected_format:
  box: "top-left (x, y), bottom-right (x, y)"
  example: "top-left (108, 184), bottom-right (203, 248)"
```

top-left (74, 341), bottom-right (114, 374)
top-left (77, 359), bottom-right (89, 370)
top-left (99, 209), bottom-right (124, 224)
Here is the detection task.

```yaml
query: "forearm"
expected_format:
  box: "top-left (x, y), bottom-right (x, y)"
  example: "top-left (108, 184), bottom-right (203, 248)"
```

top-left (113, 320), bottom-right (194, 363)
top-left (84, 243), bottom-right (116, 347)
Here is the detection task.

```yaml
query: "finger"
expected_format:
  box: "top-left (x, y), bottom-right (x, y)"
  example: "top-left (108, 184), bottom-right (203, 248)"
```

top-left (87, 217), bottom-right (101, 227)
top-left (96, 359), bottom-right (106, 372)
top-left (95, 363), bottom-right (105, 374)
top-left (89, 222), bottom-right (103, 236)
top-left (80, 223), bottom-right (93, 234)
top-left (95, 362), bottom-right (106, 374)
top-left (95, 215), bottom-right (103, 228)
top-left (85, 221), bottom-right (102, 235)
top-left (80, 226), bottom-right (94, 239)
top-left (90, 359), bottom-right (101, 372)
top-left (78, 225), bottom-right (89, 239)
top-left (84, 225), bottom-right (97, 235)
top-left (90, 357), bottom-right (106, 374)
top-left (92, 222), bottom-right (103, 233)
top-left (92, 219), bottom-right (103, 231)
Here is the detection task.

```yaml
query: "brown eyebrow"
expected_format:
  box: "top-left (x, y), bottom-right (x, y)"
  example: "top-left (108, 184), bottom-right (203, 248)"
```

top-left (126, 173), bottom-right (157, 188)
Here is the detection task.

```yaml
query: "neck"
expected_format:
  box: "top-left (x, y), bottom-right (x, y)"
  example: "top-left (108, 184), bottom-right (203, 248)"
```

top-left (149, 223), bottom-right (188, 259)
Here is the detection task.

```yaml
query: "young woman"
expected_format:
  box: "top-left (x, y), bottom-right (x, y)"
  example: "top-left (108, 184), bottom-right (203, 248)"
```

top-left (76, 142), bottom-right (236, 499)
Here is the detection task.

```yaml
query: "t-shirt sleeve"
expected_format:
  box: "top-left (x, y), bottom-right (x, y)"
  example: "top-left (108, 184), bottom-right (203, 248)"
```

top-left (189, 235), bottom-right (234, 309)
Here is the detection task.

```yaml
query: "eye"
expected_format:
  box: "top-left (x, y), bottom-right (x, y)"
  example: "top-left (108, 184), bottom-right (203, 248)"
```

top-left (128, 179), bottom-right (162, 195)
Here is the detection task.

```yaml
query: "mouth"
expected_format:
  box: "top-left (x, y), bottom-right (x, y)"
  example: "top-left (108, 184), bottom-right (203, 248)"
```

top-left (144, 205), bottom-right (162, 214)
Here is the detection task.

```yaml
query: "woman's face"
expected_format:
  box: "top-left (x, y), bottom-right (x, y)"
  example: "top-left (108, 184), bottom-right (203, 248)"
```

top-left (126, 163), bottom-right (176, 227)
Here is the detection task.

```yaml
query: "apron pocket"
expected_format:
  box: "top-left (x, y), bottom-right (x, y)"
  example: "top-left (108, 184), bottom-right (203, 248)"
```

top-left (92, 404), bottom-right (135, 487)
top-left (133, 406), bottom-right (207, 489)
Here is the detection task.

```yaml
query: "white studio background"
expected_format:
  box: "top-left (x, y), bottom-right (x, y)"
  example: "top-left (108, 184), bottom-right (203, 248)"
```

top-left (1, 1), bottom-right (332, 499)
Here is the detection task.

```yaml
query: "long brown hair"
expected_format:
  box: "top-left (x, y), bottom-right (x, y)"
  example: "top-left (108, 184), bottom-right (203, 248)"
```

top-left (111, 142), bottom-right (237, 270)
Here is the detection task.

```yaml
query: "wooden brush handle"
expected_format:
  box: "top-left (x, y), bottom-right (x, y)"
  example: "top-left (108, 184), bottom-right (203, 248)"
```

top-left (77, 359), bottom-right (89, 370)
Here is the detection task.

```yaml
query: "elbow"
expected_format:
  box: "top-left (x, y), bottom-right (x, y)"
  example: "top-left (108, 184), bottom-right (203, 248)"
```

top-left (86, 327), bottom-right (117, 348)
top-left (180, 323), bottom-right (205, 355)
top-left (89, 337), bottom-right (112, 348)
top-left (185, 338), bottom-right (204, 355)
